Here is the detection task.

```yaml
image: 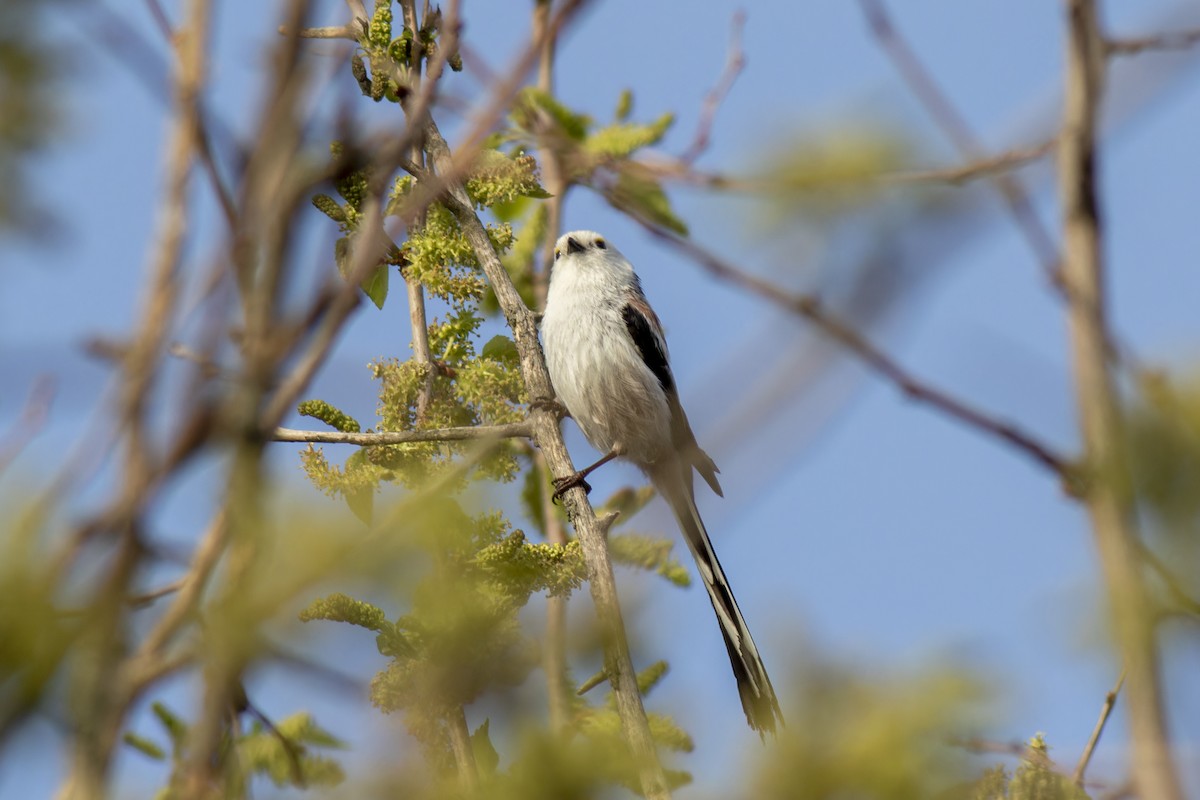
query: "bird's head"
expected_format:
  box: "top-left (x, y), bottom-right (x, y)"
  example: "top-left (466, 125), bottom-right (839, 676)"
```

top-left (552, 230), bottom-right (633, 280)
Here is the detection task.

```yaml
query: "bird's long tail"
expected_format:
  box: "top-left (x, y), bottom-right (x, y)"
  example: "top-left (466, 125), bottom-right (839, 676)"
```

top-left (655, 469), bottom-right (784, 735)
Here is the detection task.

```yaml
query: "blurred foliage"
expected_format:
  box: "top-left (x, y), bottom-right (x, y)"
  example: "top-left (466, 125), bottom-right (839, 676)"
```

top-left (751, 665), bottom-right (989, 800)
top-left (967, 735), bottom-right (1089, 800)
top-left (122, 702), bottom-right (346, 795)
top-left (505, 87), bottom-right (688, 234)
top-left (1125, 370), bottom-right (1200, 620)
top-left (6, 0), bottom-right (1189, 796)
top-left (0, 0), bottom-right (65, 233)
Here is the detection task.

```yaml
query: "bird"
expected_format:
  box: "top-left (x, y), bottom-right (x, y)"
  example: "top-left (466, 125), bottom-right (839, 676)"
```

top-left (539, 229), bottom-right (784, 735)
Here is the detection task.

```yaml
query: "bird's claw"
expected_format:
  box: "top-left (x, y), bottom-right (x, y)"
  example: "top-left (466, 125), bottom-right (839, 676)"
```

top-left (552, 472), bottom-right (592, 503)
top-left (530, 396), bottom-right (568, 420)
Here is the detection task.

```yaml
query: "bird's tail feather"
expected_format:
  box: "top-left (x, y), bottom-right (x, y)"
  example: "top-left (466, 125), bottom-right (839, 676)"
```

top-left (655, 469), bottom-right (784, 735)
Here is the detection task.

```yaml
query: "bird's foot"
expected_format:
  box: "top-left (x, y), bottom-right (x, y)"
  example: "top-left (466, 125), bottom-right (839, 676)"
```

top-left (552, 472), bottom-right (592, 502)
top-left (530, 396), bottom-right (568, 420)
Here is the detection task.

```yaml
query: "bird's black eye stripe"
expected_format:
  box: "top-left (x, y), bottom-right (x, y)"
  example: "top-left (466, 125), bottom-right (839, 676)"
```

top-left (596, 239), bottom-right (607, 250)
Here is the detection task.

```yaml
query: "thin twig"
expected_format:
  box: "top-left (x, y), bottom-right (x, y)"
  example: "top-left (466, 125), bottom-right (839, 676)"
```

top-left (273, 421), bottom-right (533, 445)
top-left (0, 375), bottom-right (56, 473)
top-left (128, 578), bottom-right (188, 609)
top-left (1059, 2), bottom-right (1182, 798)
top-left (680, 10), bottom-right (746, 165)
top-left (887, 139), bottom-right (1056, 184)
top-left (1108, 27), bottom-right (1200, 56)
top-left (858, 0), bottom-right (1062, 290)
top-left (1074, 669), bottom-right (1126, 786)
top-left (1138, 542), bottom-right (1200, 618)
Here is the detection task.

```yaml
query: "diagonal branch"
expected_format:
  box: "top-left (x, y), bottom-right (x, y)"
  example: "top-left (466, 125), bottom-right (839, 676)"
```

top-left (1108, 27), bottom-right (1200, 56)
top-left (858, 0), bottom-right (1062, 290)
top-left (423, 122), bottom-right (672, 800)
top-left (638, 224), bottom-right (1074, 481)
top-left (1073, 668), bottom-right (1125, 787)
top-left (680, 11), bottom-right (746, 165)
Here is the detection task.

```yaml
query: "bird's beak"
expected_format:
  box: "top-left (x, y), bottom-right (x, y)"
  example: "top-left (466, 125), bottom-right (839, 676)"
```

top-left (566, 237), bottom-right (584, 255)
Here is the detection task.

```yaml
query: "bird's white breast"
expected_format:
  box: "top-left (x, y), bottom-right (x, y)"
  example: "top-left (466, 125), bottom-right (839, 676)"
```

top-left (541, 261), bottom-right (674, 468)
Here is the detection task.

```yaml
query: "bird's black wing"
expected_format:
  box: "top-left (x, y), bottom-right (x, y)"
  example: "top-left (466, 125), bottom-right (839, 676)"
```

top-left (622, 292), bottom-right (722, 497)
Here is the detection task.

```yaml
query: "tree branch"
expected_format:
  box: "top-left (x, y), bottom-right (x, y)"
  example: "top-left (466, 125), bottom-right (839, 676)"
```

top-left (1073, 668), bottom-right (1125, 787)
top-left (272, 421), bottom-right (534, 445)
top-left (423, 121), bottom-right (672, 799)
top-left (638, 225), bottom-right (1074, 481)
top-left (1058, 2), bottom-right (1183, 798)
top-left (858, 0), bottom-right (1062, 290)
top-left (1108, 27), bottom-right (1200, 56)
top-left (679, 11), bottom-right (746, 165)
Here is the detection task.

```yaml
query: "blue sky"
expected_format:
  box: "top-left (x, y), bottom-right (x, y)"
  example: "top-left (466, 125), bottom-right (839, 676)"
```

top-left (3, 0), bottom-right (1200, 796)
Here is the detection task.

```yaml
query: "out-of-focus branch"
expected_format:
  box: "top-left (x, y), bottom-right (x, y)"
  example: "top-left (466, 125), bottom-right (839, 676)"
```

top-left (887, 139), bottom-right (1056, 184)
top-left (447, 707), bottom-right (480, 792)
top-left (640, 225), bottom-right (1074, 481)
top-left (1073, 669), bottom-right (1125, 787)
top-left (143, 0), bottom-right (238, 229)
top-left (1057, 3), bottom-right (1183, 799)
top-left (858, 0), bottom-right (1062, 290)
top-left (424, 122), bottom-right (672, 800)
top-left (679, 11), bottom-right (746, 165)
top-left (531, 0), bottom-right (572, 735)
top-left (0, 375), bottom-right (55, 473)
top-left (57, 2), bottom-right (213, 797)
top-left (273, 421), bottom-right (533, 445)
top-left (1108, 27), bottom-right (1200, 56)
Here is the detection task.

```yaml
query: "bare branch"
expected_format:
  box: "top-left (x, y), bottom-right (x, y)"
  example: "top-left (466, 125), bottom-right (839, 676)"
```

top-left (0, 375), bottom-right (56, 473)
top-left (639, 225), bottom-right (1074, 480)
top-left (1108, 27), bottom-right (1200, 56)
top-left (424, 119), bottom-right (672, 799)
top-left (887, 139), bottom-right (1056, 184)
top-left (858, 0), bottom-right (1062, 289)
top-left (127, 578), bottom-right (188, 609)
top-left (273, 421), bottom-right (534, 445)
top-left (680, 11), bottom-right (746, 165)
top-left (280, 24), bottom-right (357, 39)
top-left (1058, 2), bottom-right (1183, 798)
top-left (1073, 669), bottom-right (1125, 786)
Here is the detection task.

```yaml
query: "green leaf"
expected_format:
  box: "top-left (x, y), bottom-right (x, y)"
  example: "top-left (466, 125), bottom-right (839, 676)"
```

top-left (122, 732), bottom-right (166, 760)
top-left (335, 236), bottom-right (390, 309)
top-left (361, 263), bottom-right (389, 309)
top-left (150, 702), bottom-right (189, 755)
top-left (512, 88), bottom-right (590, 141)
top-left (520, 458), bottom-right (547, 536)
top-left (609, 533), bottom-right (690, 587)
top-left (471, 719), bottom-right (500, 777)
top-left (615, 88), bottom-right (634, 122)
top-left (343, 449), bottom-right (375, 524)
top-left (585, 113), bottom-right (674, 160)
top-left (481, 335), bottom-right (519, 365)
top-left (606, 169), bottom-right (688, 236)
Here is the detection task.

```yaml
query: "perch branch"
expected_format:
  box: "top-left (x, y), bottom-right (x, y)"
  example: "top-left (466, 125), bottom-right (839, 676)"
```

top-left (423, 119), bottom-right (672, 799)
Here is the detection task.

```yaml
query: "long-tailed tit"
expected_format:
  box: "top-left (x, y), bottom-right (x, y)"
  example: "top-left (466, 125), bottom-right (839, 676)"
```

top-left (540, 230), bottom-right (783, 735)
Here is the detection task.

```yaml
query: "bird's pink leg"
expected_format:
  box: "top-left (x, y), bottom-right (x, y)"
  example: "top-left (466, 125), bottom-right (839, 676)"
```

top-left (552, 447), bottom-right (622, 501)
